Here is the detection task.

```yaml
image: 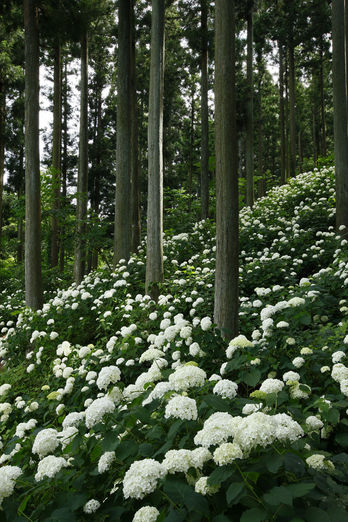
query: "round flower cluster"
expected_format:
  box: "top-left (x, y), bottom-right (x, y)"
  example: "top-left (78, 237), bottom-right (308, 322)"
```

top-left (194, 412), bottom-right (239, 447)
top-left (133, 506), bottom-right (160, 522)
top-left (96, 365), bottom-right (121, 390)
top-left (162, 449), bottom-right (193, 474)
top-left (139, 348), bottom-right (165, 363)
top-left (259, 378), bottom-right (284, 394)
top-left (305, 416), bottom-right (324, 431)
top-left (85, 396), bottom-right (115, 428)
top-left (123, 459), bottom-right (166, 499)
top-left (306, 454), bottom-right (335, 472)
top-left (83, 499), bottom-right (101, 514)
top-left (35, 455), bottom-right (69, 482)
top-left (164, 395), bottom-right (198, 421)
top-left (0, 466), bottom-right (22, 507)
top-left (213, 379), bottom-right (238, 399)
top-left (15, 418), bottom-right (37, 438)
top-left (32, 428), bottom-right (59, 458)
top-left (98, 451), bottom-right (116, 474)
top-left (282, 371), bottom-right (300, 382)
top-left (168, 364), bottom-right (206, 391)
top-left (213, 442), bottom-right (243, 465)
top-left (292, 357), bottom-right (305, 368)
top-left (195, 476), bottom-right (220, 496)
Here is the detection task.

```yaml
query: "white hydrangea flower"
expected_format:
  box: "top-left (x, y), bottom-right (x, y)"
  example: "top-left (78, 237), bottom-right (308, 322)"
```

top-left (162, 449), bottom-right (192, 473)
top-left (288, 297), bottom-right (305, 306)
top-left (189, 342), bottom-right (200, 357)
top-left (282, 371), bottom-right (300, 382)
top-left (305, 416), bottom-right (324, 431)
top-left (242, 403), bottom-right (262, 415)
top-left (213, 442), bottom-right (243, 465)
top-left (200, 317), bottom-right (212, 331)
top-left (194, 412), bottom-right (239, 447)
top-left (169, 364), bottom-right (206, 391)
top-left (98, 451), bottom-right (116, 474)
top-left (195, 476), bottom-right (219, 496)
top-left (35, 455), bottom-right (68, 482)
top-left (306, 454), bottom-right (335, 472)
top-left (62, 412), bottom-right (85, 429)
top-left (292, 357), bottom-right (305, 368)
top-left (83, 499), bottom-right (101, 514)
top-left (0, 466), bottom-right (22, 506)
top-left (332, 363), bottom-right (348, 383)
top-left (259, 378), bottom-right (284, 394)
top-left (190, 447), bottom-right (212, 469)
top-left (213, 379), bottom-right (238, 399)
top-left (0, 383), bottom-right (11, 396)
top-left (32, 428), bottom-right (59, 458)
top-left (133, 506), bottom-right (160, 522)
top-left (165, 395), bottom-right (198, 421)
top-left (139, 348), bottom-right (164, 363)
top-left (300, 347), bottom-right (313, 355)
top-left (85, 397), bottom-right (115, 428)
top-left (332, 351), bottom-right (346, 363)
top-left (123, 459), bottom-right (166, 499)
top-left (96, 366), bottom-right (121, 391)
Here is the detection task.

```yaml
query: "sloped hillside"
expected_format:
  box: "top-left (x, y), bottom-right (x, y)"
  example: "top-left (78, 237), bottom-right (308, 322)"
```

top-left (0, 166), bottom-right (348, 521)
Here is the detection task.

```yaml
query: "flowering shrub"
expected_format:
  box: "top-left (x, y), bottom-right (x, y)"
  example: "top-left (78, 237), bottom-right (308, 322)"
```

top-left (0, 167), bottom-right (348, 520)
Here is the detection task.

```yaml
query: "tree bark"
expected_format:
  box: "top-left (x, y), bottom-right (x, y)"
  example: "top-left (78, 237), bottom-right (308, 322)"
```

top-left (245, 3), bottom-right (254, 207)
top-left (188, 87), bottom-right (194, 214)
top-left (74, 31), bottom-right (89, 283)
top-left (332, 0), bottom-right (348, 232)
top-left (145, 0), bottom-right (165, 298)
top-left (279, 41), bottom-right (286, 184)
top-left (200, 0), bottom-right (209, 219)
top-left (59, 59), bottom-right (68, 273)
top-left (24, 0), bottom-right (43, 309)
top-left (288, 39), bottom-right (296, 177)
top-left (319, 42), bottom-right (327, 156)
top-left (114, 0), bottom-right (132, 265)
top-left (0, 81), bottom-right (4, 255)
top-left (50, 41), bottom-right (62, 267)
top-left (214, 0), bottom-right (238, 339)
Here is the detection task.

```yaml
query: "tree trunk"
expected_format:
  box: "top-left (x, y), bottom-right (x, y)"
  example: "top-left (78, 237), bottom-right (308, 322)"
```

top-left (200, 0), bottom-right (209, 219)
top-left (279, 41), bottom-right (286, 184)
top-left (188, 87), bottom-right (194, 214)
top-left (288, 39), bottom-right (296, 177)
top-left (0, 81), bottom-right (4, 255)
top-left (145, 0), bottom-right (165, 298)
top-left (74, 31), bottom-right (89, 283)
top-left (214, 0), bottom-right (238, 340)
top-left (319, 42), bottom-right (327, 156)
top-left (50, 41), bottom-right (62, 267)
top-left (114, 0), bottom-right (132, 266)
top-left (245, 4), bottom-right (254, 207)
top-left (59, 59), bottom-right (68, 273)
top-left (24, 0), bottom-right (43, 310)
top-left (130, 0), bottom-right (141, 253)
top-left (332, 0), bottom-right (348, 232)
top-left (256, 54), bottom-right (264, 198)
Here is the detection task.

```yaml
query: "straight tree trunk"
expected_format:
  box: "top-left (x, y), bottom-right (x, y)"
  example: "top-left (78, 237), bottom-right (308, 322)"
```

top-left (114, 0), bottom-right (132, 266)
top-left (245, 4), bottom-right (254, 207)
top-left (200, 0), bottom-right (209, 219)
top-left (59, 59), bottom-right (68, 273)
top-left (130, 0), bottom-right (141, 253)
top-left (214, 0), bottom-right (238, 339)
top-left (288, 39), bottom-right (296, 177)
top-left (279, 41), bottom-right (286, 184)
top-left (319, 43), bottom-right (327, 156)
top-left (256, 54), bottom-right (264, 198)
top-left (0, 81), bottom-right (4, 255)
top-left (145, 0), bottom-right (165, 297)
top-left (50, 41), bottom-right (62, 267)
top-left (188, 88), bottom-right (194, 213)
top-left (332, 0), bottom-right (348, 232)
top-left (74, 31), bottom-right (89, 283)
top-left (24, 0), bottom-right (43, 309)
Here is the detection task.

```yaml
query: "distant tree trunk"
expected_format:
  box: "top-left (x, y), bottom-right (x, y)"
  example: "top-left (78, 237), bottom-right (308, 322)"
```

top-left (0, 81), bottom-right (4, 255)
top-left (114, 0), bottom-right (132, 266)
top-left (130, 0), bottom-right (141, 253)
top-left (188, 87), bottom-right (194, 214)
top-left (285, 51), bottom-right (290, 179)
top-left (145, 0), bottom-right (165, 298)
top-left (50, 41), bottom-right (62, 267)
top-left (298, 128), bottom-right (303, 172)
top-left (59, 59), bottom-right (68, 273)
top-left (214, 0), bottom-right (238, 339)
top-left (24, 0), bottom-right (43, 309)
top-left (288, 39), bottom-right (296, 177)
top-left (74, 31), bottom-right (89, 283)
top-left (332, 0), bottom-right (348, 233)
top-left (319, 42), bottom-right (327, 156)
top-left (279, 41), bottom-right (286, 184)
top-left (245, 3), bottom-right (254, 207)
top-left (312, 99), bottom-right (318, 164)
top-left (17, 168), bottom-right (24, 264)
top-left (200, 0), bottom-right (209, 219)
top-left (256, 54), bottom-right (264, 198)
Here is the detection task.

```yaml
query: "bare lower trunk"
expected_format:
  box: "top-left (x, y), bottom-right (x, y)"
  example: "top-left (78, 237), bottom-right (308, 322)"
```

top-left (288, 40), bottom-right (296, 177)
top-left (59, 60), bottom-right (68, 273)
top-left (0, 81), bottom-right (4, 255)
top-left (279, 41), bottom-right (286, 184)
top-left (200, 0), bottom-right (209, 219)
top-left (145, 0), bottom-right (165, 297)
top-left (214, 0), bottom-right (238, 339)
top-left (245, 5), bottom-right (254, 207)
top-left (24, 0), bottom-right (43, 310)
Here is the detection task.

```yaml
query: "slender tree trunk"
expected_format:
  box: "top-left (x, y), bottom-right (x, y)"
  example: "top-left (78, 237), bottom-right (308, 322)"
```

top-left (288, 39), bottom-right (296, 177)
top-left (312, 98), bottom-right (318, 165)
top-left (298, 128), bottom-right (303, 172)
top-left (188, 88), bottom-right (194, 214)
top-left (279, 41), bottom-right (286, 184)
top-left (319, 43), bottom-right (327, 156)
top-left (214, 0), bottom-right (238, 339)
top-left (332, 0), bottom-right (348, 232)
top-left (74, 31), bottom-right (89, 283)
top-left (200, 0), bottom-right (209, 219)
top-left (0, 81), bottom-right (4, 255)
top-left (256, 56), bottom-right (264, 198)
top-left (130, 0), bottom-right (141, 253)
top-left (50, 41), bottom-right (62, 267)
top-left (59, 59), bottom-right (68, 273)
top-left (114, 0), bottom-right (132, 265)
top-left (245, 4), bottom-right (254, 207)
top-left (145, 0), bottom-right (165, 298)
top-left (24, 0), bottom-right (43, 309)
top-left (17, 166), bottom-right (24, 264)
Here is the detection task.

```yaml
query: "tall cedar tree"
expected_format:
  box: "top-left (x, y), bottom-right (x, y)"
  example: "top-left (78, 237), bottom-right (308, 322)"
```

top-left (145, 0), bottom-right (165, 298)
top-left (246, 0), bottom-right (254, 207)
top-left (214, 0), bottom-right (238, 339)
top-left (332, 0), bottom-right (348, 233)
top-left (200, 0), bottom-right (209, 219)
top-left (114, 0), bottom-right (132, 265)
top-left (24, 0), bottom-right (43, 309)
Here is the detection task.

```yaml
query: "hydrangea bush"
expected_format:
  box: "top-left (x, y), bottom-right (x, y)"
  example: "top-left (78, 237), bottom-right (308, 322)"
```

top-left (0, 166), bottom-right (348, 520)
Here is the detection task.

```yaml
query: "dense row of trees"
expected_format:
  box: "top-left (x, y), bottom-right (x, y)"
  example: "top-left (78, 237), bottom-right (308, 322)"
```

top-left (0, 0), bottom-right (347, 339)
